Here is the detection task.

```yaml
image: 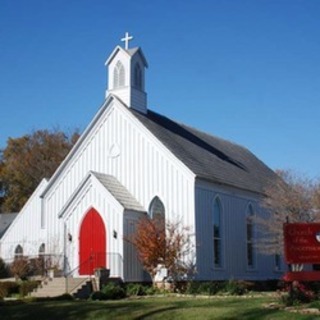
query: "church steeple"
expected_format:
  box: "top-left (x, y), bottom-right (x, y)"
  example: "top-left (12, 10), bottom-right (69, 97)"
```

top-left (105, 33), bottom-right (148, 113)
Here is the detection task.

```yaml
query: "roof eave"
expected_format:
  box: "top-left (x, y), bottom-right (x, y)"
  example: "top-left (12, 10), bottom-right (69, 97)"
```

top-left (195, 175), bottom-right (264, 196)
top-left (105, 46), bottom-right (148, 67)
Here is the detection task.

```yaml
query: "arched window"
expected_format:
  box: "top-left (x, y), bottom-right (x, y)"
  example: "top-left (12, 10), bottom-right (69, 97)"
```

top-left (213, 197), bottom-right (222, 267)
top-left (148, 196), bottom-right (165, 220)
top-left (39, 243), bottom-right (45, 256)
top-left (246, 204), bottom-right (255, 268)
top-left (134, 63), bottom-right (142, 89)
top-left (113, 61), bottom-right (125, 89)
top-left (148, 196), bottom-right (165, 234)
top-left (14, 245), bottom-right (23, 260)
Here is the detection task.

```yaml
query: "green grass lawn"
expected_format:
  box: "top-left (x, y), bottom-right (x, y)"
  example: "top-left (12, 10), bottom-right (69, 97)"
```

top-left (1, 296), bottom-right (319, 320)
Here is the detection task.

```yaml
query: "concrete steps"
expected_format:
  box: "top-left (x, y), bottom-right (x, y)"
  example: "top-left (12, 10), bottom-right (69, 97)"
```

top-left (30, 277), bottom-right (92, 298)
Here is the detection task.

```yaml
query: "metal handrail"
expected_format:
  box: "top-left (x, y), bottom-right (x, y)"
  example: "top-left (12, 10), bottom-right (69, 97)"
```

top-left (65, 256), bottom-right (94, 294)
top-left (65, 252), bottom-right (124, 293)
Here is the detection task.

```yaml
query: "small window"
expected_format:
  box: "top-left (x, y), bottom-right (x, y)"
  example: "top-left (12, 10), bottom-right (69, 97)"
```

top-left (148, 196), bottom-right (165, 233)
top-left (213, 197), bottom-right (222, 267)
top-left (14, 245), bottom-right (23, 260)
top-left (246, 204), bottom-right (255, 268)
top-left (113, 61), bottom-right (125, 88)
top-left (134, 63), bottom-right (142, 89)
top-left (149, 196), bottom-right (165, 220)
top-left (275, 254), bottom-right (281, 271)
top-left (39, 243), bottom-right (45, 256)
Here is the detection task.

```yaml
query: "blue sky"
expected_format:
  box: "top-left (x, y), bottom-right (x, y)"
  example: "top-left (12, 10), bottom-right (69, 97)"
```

top-left (0, 0), bottom-right (319, 178)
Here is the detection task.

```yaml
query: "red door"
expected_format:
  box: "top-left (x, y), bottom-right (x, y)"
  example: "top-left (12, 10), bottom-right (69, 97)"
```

top-left (79, 208), bottom-right (106, 275)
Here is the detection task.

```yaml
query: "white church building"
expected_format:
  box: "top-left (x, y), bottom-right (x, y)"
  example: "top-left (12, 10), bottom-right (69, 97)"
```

top-left (0, 34), bottom-right (281, 282)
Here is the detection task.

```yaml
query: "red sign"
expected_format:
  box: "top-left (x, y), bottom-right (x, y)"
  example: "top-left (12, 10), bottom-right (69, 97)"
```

top-left (284, 223), bottom-right (320, 264)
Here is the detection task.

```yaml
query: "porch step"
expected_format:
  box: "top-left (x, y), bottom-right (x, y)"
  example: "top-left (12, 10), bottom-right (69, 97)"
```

top-left (30, 277), bottom-right (93, 298)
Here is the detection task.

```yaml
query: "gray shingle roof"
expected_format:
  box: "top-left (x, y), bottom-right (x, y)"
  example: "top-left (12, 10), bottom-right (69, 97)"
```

top-left (131, 109), bottom-right (277, 194)
top-left (0, 213), bottom-right (18, 238)
top-left (92, 172), bottom-right (145, 211)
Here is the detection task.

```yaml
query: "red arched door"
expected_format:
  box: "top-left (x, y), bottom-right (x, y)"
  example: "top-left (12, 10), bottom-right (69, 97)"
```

top-left (79, 208), bottom-right (106, 275)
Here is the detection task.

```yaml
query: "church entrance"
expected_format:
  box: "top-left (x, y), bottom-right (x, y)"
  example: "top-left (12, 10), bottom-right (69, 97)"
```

top-left (79, 208), bottom-right (106, 275)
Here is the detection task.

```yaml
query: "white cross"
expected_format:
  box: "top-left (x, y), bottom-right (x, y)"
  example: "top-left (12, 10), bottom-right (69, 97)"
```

top-left (121, 32), bottom-right (133, 50)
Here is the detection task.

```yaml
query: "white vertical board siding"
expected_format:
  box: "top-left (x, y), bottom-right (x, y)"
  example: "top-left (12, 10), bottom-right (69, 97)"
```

top-left (44, 101), bottom-right (196, 263)
top-left (62, 176), bottom-right (125, 277)
top-left (0, 179), bottom-right (48, 261)
top-left (123, 211), bottom-right (149, 282)
top-left (195, 180), bottom-right (279, 281)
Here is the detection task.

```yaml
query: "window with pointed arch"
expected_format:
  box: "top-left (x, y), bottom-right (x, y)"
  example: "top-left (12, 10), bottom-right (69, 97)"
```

top-left (246, 204), bottom-right (255, 268)
top-left (213, 197), bottom-right (222, 268)
top-left (148, 196), bottom-right (165, 232)
top-left (39, 243), bottom-right (45, 256)
top-left (134, 63), bottom-right (142, 89)
top-left (113, 61), bottom-right (125, 88)
top-left (14, 245), bottom-right (23, 260)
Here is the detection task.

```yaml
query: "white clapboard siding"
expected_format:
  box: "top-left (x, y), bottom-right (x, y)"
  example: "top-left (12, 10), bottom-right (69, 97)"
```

top-left (43, 97), bottom-right (196, 261)
top-left (123, 211), bottom-right (148, 282)
top-left (61, 173), bottom-right (125, 277)
top-left (195, 179), bottom-right (280, 281)
top-left (0, 179), bottom-right (48, 261)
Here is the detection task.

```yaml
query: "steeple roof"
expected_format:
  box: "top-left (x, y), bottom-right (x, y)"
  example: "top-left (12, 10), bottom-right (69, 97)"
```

top-left (105, 45), bottom-right (148, 67)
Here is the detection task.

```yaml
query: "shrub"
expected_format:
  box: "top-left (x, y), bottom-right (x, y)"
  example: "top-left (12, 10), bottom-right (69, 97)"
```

top-left (89, 291), bottom-right (107, 301)
top-left (281, 281), bottom-right (315, 306)
top-left (223, 280), bottom-right (253, 296)
top-left (19, 280), bottom-right (40, 297)
top-left (185, 281), bottom-right (223, 295)
top-left (28, 257), bottom-right (45, 276)
top-left (145, 285), bottom-right (160, 295)
top-left (101, 282), bottom-right (126, 300)
top-left (185, 281), bottom-right (200, 295)
top-left (253, 280), bottom-right (280, 292)
top-left (0, 258), bottom-right (10, 279)
top-left (198, 282), bottom-right (223, 295)
top-left (0, 281), bottom-right (19, 298)
top-left (126, 283), bottom-right (148, 296)
top-left (10, 258), bottom-right (30, 280)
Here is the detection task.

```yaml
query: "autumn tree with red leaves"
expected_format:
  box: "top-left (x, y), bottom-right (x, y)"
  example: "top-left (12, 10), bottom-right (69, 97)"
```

top-left (129, 216), bottom-right (193, 284)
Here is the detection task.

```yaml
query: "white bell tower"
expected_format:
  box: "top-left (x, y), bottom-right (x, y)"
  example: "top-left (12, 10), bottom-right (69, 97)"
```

top-left (105, 33), bottom-right (148, 113)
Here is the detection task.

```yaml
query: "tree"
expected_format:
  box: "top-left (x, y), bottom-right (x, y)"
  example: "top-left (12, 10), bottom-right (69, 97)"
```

top-left (129, 216), bottom-right (193, 285)
top-left (0, 128), bottom-right (80, 212)
top-left (257, 169), bottom-right (320, 255)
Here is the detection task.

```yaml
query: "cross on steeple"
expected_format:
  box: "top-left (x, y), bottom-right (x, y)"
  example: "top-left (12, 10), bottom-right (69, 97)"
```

top-left (121, 32), bottom-right (133, 50)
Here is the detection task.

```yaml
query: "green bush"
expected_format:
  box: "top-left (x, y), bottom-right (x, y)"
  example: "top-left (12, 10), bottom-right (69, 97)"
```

top-left (126, 283), bottom-right (148, 296)
top-left (89, 291), bottom-right (107, 301)
top-left (185, 281), bottom-right (200, 295)
top-left (199, 282), bottom-right (223, 295)
top-left (185, 281), bottom-right (222, 295)
top-left (101, 282), bottom-right (126, 300)
top-left (223, 280), bottom-right (253, 295)
top-left (28, 258), bottom-right (45, 276)
top-left (185, 280), bottom-right (255, 296)
top-left (19, 280), bottom-right (40, 297)
top-left (0, 281), bottom-right (19, 298)
top-left (0, 258), bottom-right (10, 279)
top-left (145, 285), bottom-right (160, 295)
top-left (10, 258), bottom-right (30, 280)
top-left (281, 281), bottom-right (315, 306)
